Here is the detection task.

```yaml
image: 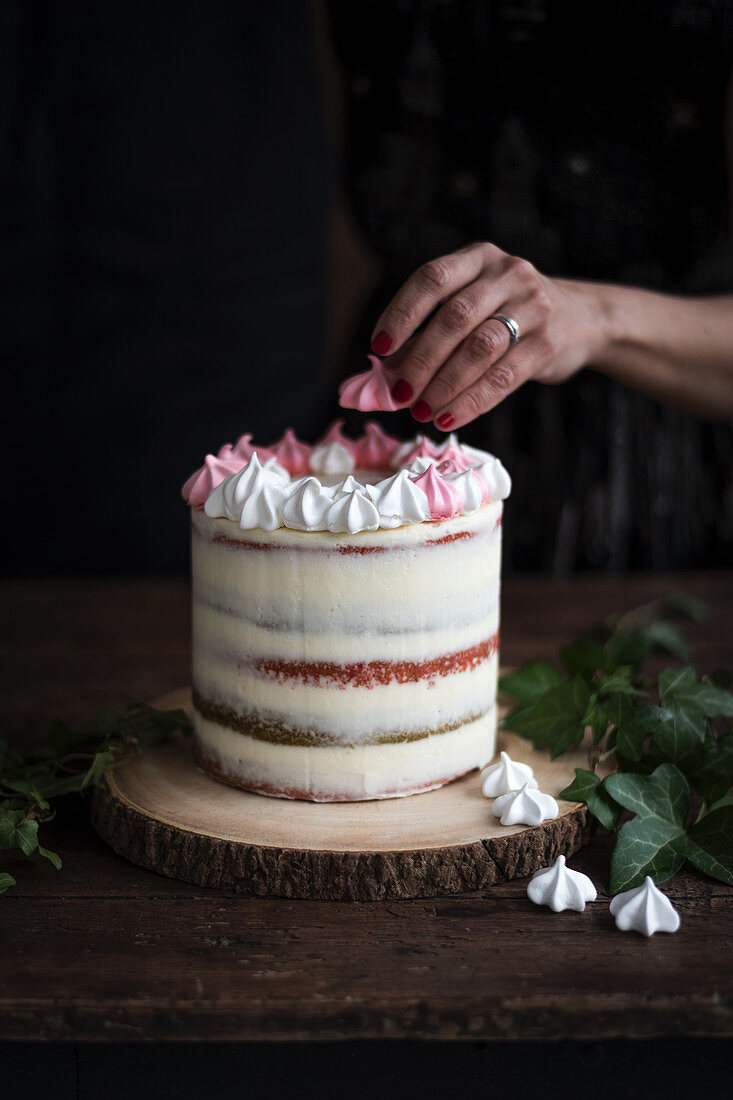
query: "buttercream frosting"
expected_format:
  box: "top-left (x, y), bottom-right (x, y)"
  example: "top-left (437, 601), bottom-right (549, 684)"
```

top-left (480, 751), bottom-right (538, 798)
top-left (338, 355), bottom-right (400, 412)
top-left (609, 877), bottom-right (681, 936)
top-left (527, 855), bottom-right (597, 912)
top-left (491, 783), bottom-right (559, 826)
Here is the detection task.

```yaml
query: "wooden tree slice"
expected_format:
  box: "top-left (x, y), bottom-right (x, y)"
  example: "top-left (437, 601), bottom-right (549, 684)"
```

top-left (91, 687), bottom-right (596, 901)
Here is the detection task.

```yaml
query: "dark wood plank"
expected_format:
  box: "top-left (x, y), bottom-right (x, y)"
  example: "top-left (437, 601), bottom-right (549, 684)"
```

top-left (1, 573), bottom-right (732, 1041)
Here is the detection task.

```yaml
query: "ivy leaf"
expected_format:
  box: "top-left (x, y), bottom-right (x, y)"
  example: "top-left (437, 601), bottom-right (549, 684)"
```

top-left (662, 592), bottom-right (708, 622)
top-left (605, 764), bottom-right (691, 893)
top-left (81, 750), bottom-right (117, 791)
top-left (658, 667), bottom-right (733, 723)
top-left (687, 804), bottom-right (733, 885)
top-left (688, 730), bottom-right (733, 807)
top-left (503, 677), bottom-right (591, 758)
top-left (0, 810), bottom-right (40, 858)
top-left (559, 768), bottom-right (622, 831)
top-left (499, 661), bottom-right (562, 704)
top-left (594, 673), bottom-right (646, 699)
top-left (0, 872), bottom-right (16, 894)
top-left (559, 635), bottom-right (608, 680)
top-left (652, 699), bottom-right (708, 765)
top-left (37, 844), bottom-right (62, 871)
top-left (615, 704), bottom-right (667, 762)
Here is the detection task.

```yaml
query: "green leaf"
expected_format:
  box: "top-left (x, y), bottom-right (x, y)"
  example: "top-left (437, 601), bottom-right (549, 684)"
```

top-left (594, 673), bottom-right (646, 699)
top-left (604, 762), bottom-right (690, 824)
top-left (689, 730), bottom-right (733, 806)
top-left (662, 592), bottom-right (708, 622)
top-left (503, 676), bottom-right (592, 758)
top-left (0, 810), bottom-right (40, 858)
top-left (37, 844), bottom-right (62, 871)
top-left (652, 699), bottom-right (708, 765)
top-left (610, 814), bottom-right (690, 893)
top-left (605, 764), bottom-right (691, 893)
top-left (658, 667), bottom-right (733, 719)
top-left (615, 704), bottom-right (666, 762)
top-left (688, 804), bottom-right (733, 885)
top-left (81, 750), bottom-right (117, 791)
top-left (0, 872), bottom-right (16, 894)
top-left (559, 767), bottom-right (622, 831)
top-left (559, 635), bottom-right (608, 680)
top-left (499, 661), bottom-right (562, 704)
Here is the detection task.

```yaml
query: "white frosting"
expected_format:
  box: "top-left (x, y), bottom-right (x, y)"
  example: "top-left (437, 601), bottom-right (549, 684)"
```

top-left (367, 470), bottom-right (431, 529)
top-left (491, 782), bottom-right (559, 826)
top-left (325, 489), bottom-right (380, 534)
top-left (609, 877), bottom-right (681, 936)
top-left (527, 855), bottom-right (597, 912)
top-left (480, 751), bottom-right (537, 797)
top-left (310, 441), bottom-right (355, 475)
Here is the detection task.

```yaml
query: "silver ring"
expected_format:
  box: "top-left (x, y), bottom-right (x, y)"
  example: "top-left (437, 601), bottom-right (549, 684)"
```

top-left (489, 313), bottom-right (520, 343)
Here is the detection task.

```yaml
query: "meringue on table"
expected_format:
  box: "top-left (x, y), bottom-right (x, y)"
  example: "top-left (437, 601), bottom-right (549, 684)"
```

top-left (491, 782), bottom-right (559, 827)
top-left (481, 750), bottom-right (537, 798)
top-left (609, 876), bottom-right (681, 936)
top-left (527, 855), bottom-right (597, 912)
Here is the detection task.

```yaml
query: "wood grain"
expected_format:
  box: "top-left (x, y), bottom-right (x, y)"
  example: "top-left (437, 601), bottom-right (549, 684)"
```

top-left (1, 573), bottom-right (732, 1042)
top-left (90, 697), bottom-right (594, 900)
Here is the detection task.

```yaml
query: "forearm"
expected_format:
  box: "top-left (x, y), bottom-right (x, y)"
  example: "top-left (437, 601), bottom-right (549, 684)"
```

top-left (572, 281), bottom-right (733, 419)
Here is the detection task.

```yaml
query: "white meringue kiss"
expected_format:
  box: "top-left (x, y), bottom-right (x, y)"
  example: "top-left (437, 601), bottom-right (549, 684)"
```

top-left (310, 440), bottom-right (356, 475)
top-left (474, 456), bottom-right (512, 502)
top-left (609, 877), bottom-right (681, 936)
top-left (492, 782), bottom-right (559, 827)
top-left (446, 469), bottom-right (483, 514)
top-left (325, 489), bottom-right (380, 534)
top-left (281, 478), bottom-right (336, 531)
top-left (367, 470), bottom-right (431, 529)
top-left (527, 855), bottom-right (597, 912)
top-left (480, 751), bottom-right (538, 798)
top-left (204, 453), bottom-right (290, 530)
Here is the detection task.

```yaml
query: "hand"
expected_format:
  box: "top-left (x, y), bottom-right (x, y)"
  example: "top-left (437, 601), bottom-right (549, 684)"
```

top-left (370, 242), bottom-right (609, 430)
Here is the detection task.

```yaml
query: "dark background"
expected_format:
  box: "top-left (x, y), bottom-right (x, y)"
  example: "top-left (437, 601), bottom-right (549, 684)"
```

top-left (3, 0), bottom-right (733, 576)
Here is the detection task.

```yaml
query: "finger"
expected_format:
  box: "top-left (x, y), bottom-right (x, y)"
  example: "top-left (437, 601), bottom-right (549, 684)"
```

top-left (431, 335), bottom-right (546, 430)
top-left (389, 272), bottom-right (519, 413)
top-left (370, 243), bottom-right (501, 358)
top-left (416, 299), bottom-right (538, 422)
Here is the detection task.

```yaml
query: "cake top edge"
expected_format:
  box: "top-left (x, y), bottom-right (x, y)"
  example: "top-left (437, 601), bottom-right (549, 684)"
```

top-left (181, 420), bottom-right (511, 534)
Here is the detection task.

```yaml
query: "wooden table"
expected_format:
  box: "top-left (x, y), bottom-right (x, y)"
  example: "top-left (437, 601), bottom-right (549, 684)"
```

top-left (1, 574), bottom-right (732, 1090)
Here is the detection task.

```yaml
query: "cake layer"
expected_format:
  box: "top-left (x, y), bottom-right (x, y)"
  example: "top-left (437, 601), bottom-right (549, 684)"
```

top-left (193, 705), bottom-right (497, 801)
top-left (193, 649), bottom-right (498, 744)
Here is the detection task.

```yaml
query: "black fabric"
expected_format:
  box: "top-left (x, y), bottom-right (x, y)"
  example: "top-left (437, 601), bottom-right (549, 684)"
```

top-left (330, 0), bottom-right (733, 571)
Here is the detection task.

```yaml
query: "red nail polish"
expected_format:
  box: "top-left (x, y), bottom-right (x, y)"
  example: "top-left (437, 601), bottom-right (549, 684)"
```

top-left (412, 400), bottom-right (432, 422)
top-left (371, 330), bottom-right (393, 355)
top-left (392, 378), bottom-right (413, 404)
top-left (436, 412), bottom-right (454, 430)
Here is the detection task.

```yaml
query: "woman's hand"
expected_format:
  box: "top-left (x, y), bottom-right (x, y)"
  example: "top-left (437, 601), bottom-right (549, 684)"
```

top-left (370, 241), bottom-right (609, 430)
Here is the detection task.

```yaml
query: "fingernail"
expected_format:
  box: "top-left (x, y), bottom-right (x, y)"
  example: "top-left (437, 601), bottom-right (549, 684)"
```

top-left (436, 412), bottom-right (454, 430)
top-left (412, 400), bottom-right (432, 422)
top-left (371, 330), bottom-right (393, 355)
top-left (391, 378), bottom-right (413, 404)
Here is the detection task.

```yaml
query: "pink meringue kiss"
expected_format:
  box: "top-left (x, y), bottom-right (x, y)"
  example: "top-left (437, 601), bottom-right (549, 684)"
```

top-left (402, 436), bottom-right (444, 466)
top-left (338, 355), bottom-right (400, 413)
top-left (436, 446), bottom-right (474, 473)
top-left (230, 432), bottom-right (274, 463)
top-left (268, 428), bottom-right (311, 476)
top-left (181, 454), bottom-right (242, 509)
top-left (409, 463), bottom-right (464, 520)
top-left (315, 418), bottom-right (358, 459)
top-left (354, 421), bottom-right (401, 469)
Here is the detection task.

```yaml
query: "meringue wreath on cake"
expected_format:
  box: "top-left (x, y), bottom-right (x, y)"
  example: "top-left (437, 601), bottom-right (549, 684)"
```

top-left (182, 420), bottom-right (511, 802)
